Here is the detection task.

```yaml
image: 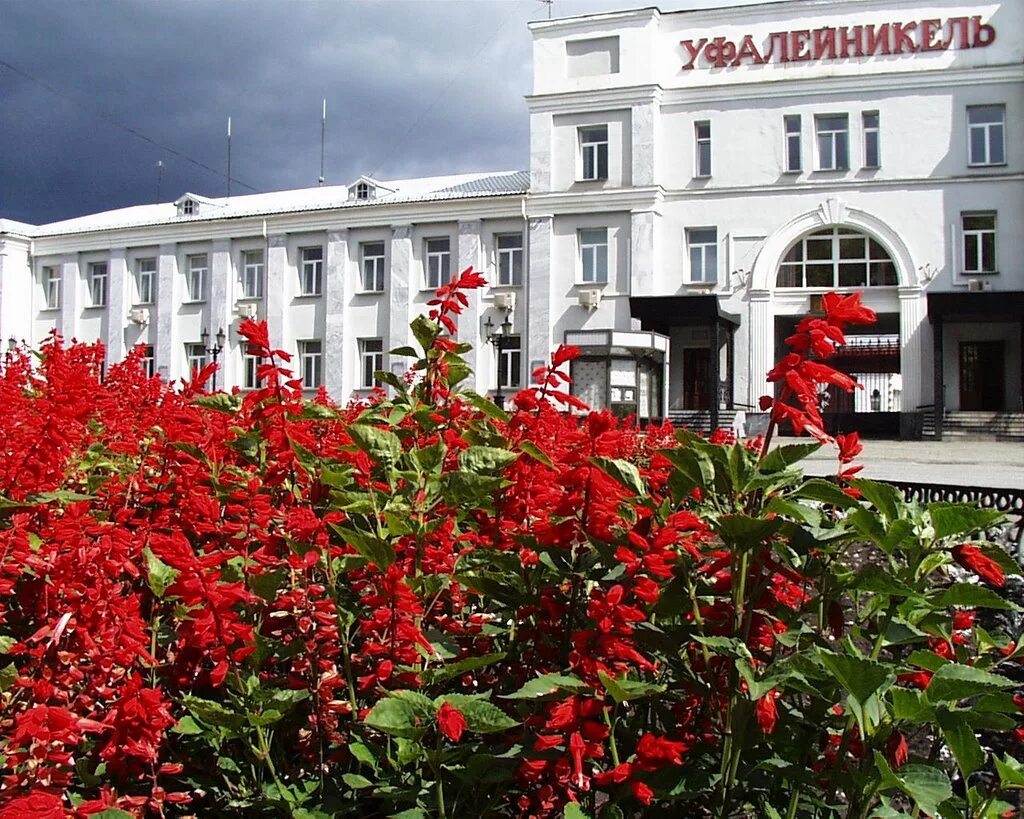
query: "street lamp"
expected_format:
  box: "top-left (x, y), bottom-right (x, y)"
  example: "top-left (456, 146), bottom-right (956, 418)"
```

top-left (484, 312), bottom-right (514, 408)
top-left (4, 336), bottom-right (15, 372)
top-left (200, 326), bottom-right (226, 390)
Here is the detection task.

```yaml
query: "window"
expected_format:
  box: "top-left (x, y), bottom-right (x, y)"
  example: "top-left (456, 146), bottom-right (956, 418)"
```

top-left (776, 227), bottom-right (898, 288)
top-left (360, 242), bottom-right (386, 292)
top-left (967, 105), bottom-right (1006, 166)
top-left (89, 263), bottom-right (108, 307)
top-left (497, 335), bottom-right (522, 389)
top-left (579, 228), bottom-right (608, 284)
top-left (243, 344), bottom-right (261, 390)
top-left (686, 228), bottom-right (718, 284)
top-left (299, 340), bottom-right (323, 389)
top-left (496, 233), bottom-right (524, 286)
top-left (186, 343), bottom-right (207, 376)
top-left (579, 126), bottom-right (608, 181)
top-left (962, 213), bottom-right (997, 273)
top-left (694, 121), bottom-right (711, 177)
top-left (862, 111), bottom-right (880, 168)
top-left (815, 114), bottom-right (849, 171)
top-left (425, 238), bottom-right (451, 289)
top-left (784, 115), bottom-right (802, 172)
top-left (241, 250), bottom-right (264, 299)
top-left (186, 254), bottom-right (207, 302)
top-left (42, 266), bottom-right (61, 310)
top-left (181, 199), bottom-right (195, 216)
top-left (300, 247), bottom-right (323, 295)
top-left (141, 345), bottom-right (155, 378)
top-left (359, 338), bottom-right (384, 389)
top-left (356, 181), bottom-right (371, 200)
top-left (136, 258), bottom-right (155, 304)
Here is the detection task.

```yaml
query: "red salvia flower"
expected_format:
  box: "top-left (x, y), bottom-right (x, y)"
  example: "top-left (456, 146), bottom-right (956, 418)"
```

top-left (952, 544), bottom-right (1005, 587)
top-left (437, 702), bottom-right (467, 742)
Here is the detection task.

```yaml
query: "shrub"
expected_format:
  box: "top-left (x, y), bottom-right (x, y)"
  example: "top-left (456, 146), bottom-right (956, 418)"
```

top-left (0, 270), bottom-right (1021, 818)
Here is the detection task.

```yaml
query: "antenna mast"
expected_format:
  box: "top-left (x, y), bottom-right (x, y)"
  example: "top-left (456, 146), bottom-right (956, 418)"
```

top-left (156, 160), bottom-right (164, 203)
top-left (226, 116), bottom-right (232, 197)
top-left (540, 0), bottom-right (553, 19)
top-left (319, 99), bottom-right (326, 186)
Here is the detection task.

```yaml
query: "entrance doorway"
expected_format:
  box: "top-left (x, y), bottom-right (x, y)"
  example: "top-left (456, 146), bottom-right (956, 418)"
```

top-left (682, 348), bottom-right (708, 410)
top-left (959, 341), bottom-right (1005, 410)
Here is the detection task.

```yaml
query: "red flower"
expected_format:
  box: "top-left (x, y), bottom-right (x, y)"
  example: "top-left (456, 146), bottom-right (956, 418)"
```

top-left (755, 691), bottom-right (779, 734)
top-left (437, 702), bottom-right (467, 742)
top-left (886, 731), bottom-right (909, 769)
top-left (629, 780), bottom-right (654, 805)
top-left (952, 609), bottom-right (976, 631)
top-left (952, 544), bottom-right (1005, 587)
top-left (0, 791), bottom-right (65, 818)
top-left (821, 292), bottom-right (877, 328)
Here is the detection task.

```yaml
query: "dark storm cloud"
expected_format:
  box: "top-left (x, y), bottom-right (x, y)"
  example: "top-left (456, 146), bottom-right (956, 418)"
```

top-left (0, 0), bottom-right (773, 225)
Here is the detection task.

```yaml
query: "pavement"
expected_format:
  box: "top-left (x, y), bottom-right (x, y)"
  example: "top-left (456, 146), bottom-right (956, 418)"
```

top-left (773, 437), bottom-right (1024, 490)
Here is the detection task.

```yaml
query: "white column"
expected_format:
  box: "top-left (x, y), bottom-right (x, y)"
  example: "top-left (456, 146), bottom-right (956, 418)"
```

top-left (0, 238), bottom-right (32, 346)
top-left (530, 112), bottom-right (553, 192)
top-left (106, 248), bottom-right (128, 366)
top-left (631, 210), bottom-right (657, 297)
top-left (210, 239), bottom-right (232, 388)
top-left (59, 253), bottom-right (80, 341)
top-left (898, 285), bottom-right (926, 411)
top-left (155, 245), bottom-right (178, 381)
top-left (526, 215), bottom-right (553, 373)
top-left (388, 225), bottom-right (414, 361)
top-left (325, 229), bottom-right (349, 401)
top-left (266, 234), bottom-right (288, 353)
top-left (457, 220), bottom-right (483, 385)
top-left (631, 98), bottom-right (659, 187)
top-left (748, 289), bottom-right (774, 406)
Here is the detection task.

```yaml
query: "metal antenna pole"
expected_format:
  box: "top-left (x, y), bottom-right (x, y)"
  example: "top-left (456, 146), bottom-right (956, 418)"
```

top-left (226, 117), bottom-right (232, 197)
top-left (319, 99), bottom-right (326, 186)
top-left (156, 160), bottom-right (164, 203)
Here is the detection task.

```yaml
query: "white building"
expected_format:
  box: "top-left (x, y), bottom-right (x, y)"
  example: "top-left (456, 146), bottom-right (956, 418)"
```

top-left (1, 0), bottom-right (1021, 438)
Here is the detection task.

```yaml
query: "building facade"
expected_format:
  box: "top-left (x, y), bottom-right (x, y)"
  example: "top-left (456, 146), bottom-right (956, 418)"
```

top-left (1, 0), bottom-right (1021, 437)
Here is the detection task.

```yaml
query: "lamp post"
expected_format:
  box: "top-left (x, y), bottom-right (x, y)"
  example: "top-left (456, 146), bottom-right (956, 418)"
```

top-left (484, 313), bottom-right (514, 408)
top-left (201, 326), bottom-right (226, 390)
top-left (4, 336), bottom-right (15, 372)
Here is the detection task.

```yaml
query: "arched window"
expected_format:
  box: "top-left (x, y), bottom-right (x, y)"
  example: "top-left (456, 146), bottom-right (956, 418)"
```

top-left (776, 227), bottom-right (897, 289)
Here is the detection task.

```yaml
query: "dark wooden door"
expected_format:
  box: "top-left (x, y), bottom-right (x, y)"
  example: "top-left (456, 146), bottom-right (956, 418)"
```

top-left (959, 341), bottom-right (1004, 410)
top-left (683, 348), bottom-right (708, 410)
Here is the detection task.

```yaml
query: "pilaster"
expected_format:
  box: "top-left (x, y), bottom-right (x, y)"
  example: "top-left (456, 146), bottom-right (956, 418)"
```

top-left (526, 216), bottom-right (553, 373)
top-left (898, 286), bottom-right (926, 412)
top-left (748, 289), bottom-right (774, 406)
top-left (325, 229), bottom-right (349, 401)
top-left (630, 210), bottom-right (656, 296)
top-left (388, 225), bottom-right (414, 363)
top-left (59, 254), bottom-right (80, 341)
top-left (106, 248), bottom-right (128, 365)
top-left (457, 220), bottom-right (483, 384)
top-left (631, 98), bottom-right (659, 187)
top-left (266, 234), bottom-right (288, 353)
top-left (210, 239), bottom-right (232, 388)
top-left (155, 245), bottom-right (177, 380)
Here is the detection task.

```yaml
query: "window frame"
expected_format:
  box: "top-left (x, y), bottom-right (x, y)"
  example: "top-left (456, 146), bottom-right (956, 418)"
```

top-left (686, 228), bottom-right (719, 285)
top-left (298, 339), bottom-right (323, 389)
top-left (862, 111), bottom-right (880, 169)
top-left (243, 343), bottom-right (261, 390)
top-left (140, 345), bottom-right (155, 378)
top-left (360, 241), bottom-right (386, 293)
top-left (135, 257), bottom-right (156, 305)
top-left (42, 265), bottom-right (61, 310)
top-left (495, 233), bottom-right (524, 286)
top-left (784, 114), bottom-right (802, 173)
top-left (967, 104), bottom-right (1006, 167)
top-left (961, 212), bottom-right (997, 274)
top-left (299, 246), bottom-right (324, 296)
top-left (185, 343), bottom-right (207, 377)
top-left (497, 334), bottom-right (522, 390)
top-left (694, 120), bottom-right (712, 178)
top-left (776, 227), bottom-right (899, 289)
top-left (814, 113), bottom-right (850, 171)
top-left (88, 262), bottom-right (108, 307)
top-left (359, 338), bottom-right (384, 389)
top-left (579, 228), bottom-right (609, 284)
top-left (241, 249), bottom-right (265, 300)
top-left (425, 237), bottom-right (451, 290)
top-left (185, 254), bottom-right (208, 303)
top-left (579, 125), bottom-right (609, 181)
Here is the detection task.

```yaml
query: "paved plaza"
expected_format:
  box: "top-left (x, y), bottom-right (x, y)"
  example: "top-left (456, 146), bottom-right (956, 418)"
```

top-left (776, 437), bottom-right (1024, 490)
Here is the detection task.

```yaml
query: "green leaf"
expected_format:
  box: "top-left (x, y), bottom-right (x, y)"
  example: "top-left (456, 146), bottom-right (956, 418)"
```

top-left (855, 565), bottom-right (918, 598)
top-left (937, 710), bottom-right (985, 778)
top-left (795, 478), bottom-right (860, 509)
top-left (183, 696), bottom-right (245, 730)
top-left (817, 650), bottom-right (890, 704)
top-left (926, 663), bottom-right (1015, 702)
top-left (928, 503), bottom-right (1004, 541)
top-left (330, 524), bottom-right (395, 570)
top-left (347, 423), bottom-right (403, 464)
top-left (88, 811), bottom-right (136, 819)
top-left (342, 773), bottom-right (375, 790)
top-left (502, 673), bottom-right (591, 700)
top-left (463, 390), bottom-right (511, 424)
top-left (142, 547), bottom-right (178, 599)
top-left (891, 688), bottom-right (935, 723)
top-left (0, 663), bottom-right (16, 694)
top-left (760, 442), bottom-right (821, 473)
top-left (422, 652), bottom-right (506, 685)
top-left (564, 804), bottom-right (590, 819)
top-left (364, 697), bottom-right (428, 738)
top-left (389, 810), bottom-right (429, 819)
top-left (172, 715), bottom-right (204, 735)
top-left (442, 694), bottom-right (519, 733)
top-left (715, 515), bottom-right (781, 549)
top-left (460, 446), bottom-right (519, 474)
top-left (411, 313), bottom-right (439, 353)
top-left (590, 457), bottom-right (645, 497)
top-left (895, 764), bottom-right (953, 815)
top-left (597, 671), bottom-right (665, 704)
top-left (0, 636), bottom-right (16, 655)
top-left (388, 346), bottom-right (420, 358)
top-left (693, 635), bottom-right (753, 660)
top-left (994, 753), bottom-right (1024, 788)
top-left (936, 583), bottom-right (1018, 611)
top-left (194, 393), bottom-right (242, 414)
top-left (250, 569), bottom-right (286, 602)
top-left (517, 440), bottom-right (555, 469)
top-left (850, 478), bottom-right (903, 521)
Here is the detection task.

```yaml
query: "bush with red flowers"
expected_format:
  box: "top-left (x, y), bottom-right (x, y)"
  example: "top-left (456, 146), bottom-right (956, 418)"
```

top-left (0, 270), bottom-right (1022, 818)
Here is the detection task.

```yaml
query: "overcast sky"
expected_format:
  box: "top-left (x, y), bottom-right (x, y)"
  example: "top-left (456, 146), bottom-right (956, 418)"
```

top-left (1, 0), bottom-right (781, 225)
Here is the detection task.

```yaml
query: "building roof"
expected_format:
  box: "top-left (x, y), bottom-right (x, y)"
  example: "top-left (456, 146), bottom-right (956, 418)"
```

top-left (9, 170), bottom-right (530, 238)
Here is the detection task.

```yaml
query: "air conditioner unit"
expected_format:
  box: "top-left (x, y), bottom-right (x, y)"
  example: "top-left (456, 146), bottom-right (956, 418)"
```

top-left (967, 279), bottom-right (984, 292)
top-left (127, 307), bottom-right (150, 326)
top-left (235, 302), bottom-right (259, 319)
top-left (493, 291), bottom-right (516, 311)
top-left (578, 288), bottom-right (602, 309)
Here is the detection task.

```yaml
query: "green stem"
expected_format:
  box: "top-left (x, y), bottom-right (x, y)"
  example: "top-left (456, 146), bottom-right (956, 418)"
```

top-left (785, 785), bottom-right (800, 819)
